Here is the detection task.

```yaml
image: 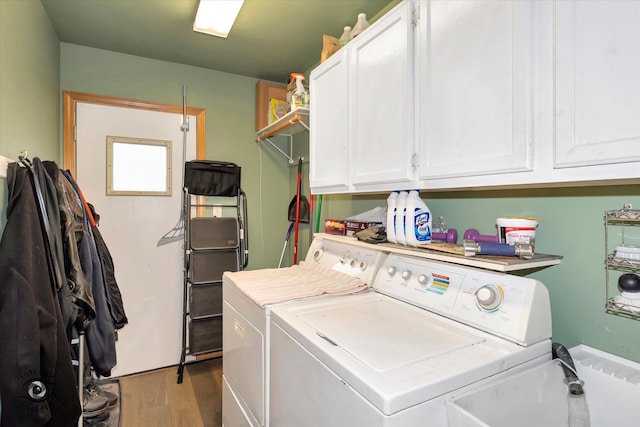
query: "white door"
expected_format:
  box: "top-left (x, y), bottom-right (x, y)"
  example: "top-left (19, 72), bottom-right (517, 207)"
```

top-left (554, 0), bottom-right (640, 167)
top-left (75, 102), bottom-right (197, 377)
top-left (309, 48), bottom-right (350, 193)
top-left (349, 1), bottom-right (414, 188)
top-left (417, 0), bottom-right (535, 179)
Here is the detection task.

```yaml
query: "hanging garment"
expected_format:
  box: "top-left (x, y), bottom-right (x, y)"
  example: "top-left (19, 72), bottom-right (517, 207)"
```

top-left (0, 160), bottom-right (81, 426)
top-left (60, 170), bottom-right (120, 376)
top-left (77, 219), bottom-right (117, 377)
top-left (66, 175), bottom-right (128, 331)
top-left (44, 162), bottom-right (96, 330)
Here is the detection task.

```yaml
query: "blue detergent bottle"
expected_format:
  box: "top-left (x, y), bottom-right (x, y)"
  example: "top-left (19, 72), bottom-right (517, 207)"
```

top-left (405, 190), bottom-right (432, 247)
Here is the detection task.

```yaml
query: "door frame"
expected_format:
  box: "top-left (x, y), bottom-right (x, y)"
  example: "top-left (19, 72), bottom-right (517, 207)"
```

top-left (63, 91), bottom-right (206, 175)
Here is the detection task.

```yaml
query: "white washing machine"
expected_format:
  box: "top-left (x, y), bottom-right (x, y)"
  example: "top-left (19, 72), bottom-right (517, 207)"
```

top-left (269, 252), bottom-right (553, 426)
top-left (222, 235), bottom-right (388, 427)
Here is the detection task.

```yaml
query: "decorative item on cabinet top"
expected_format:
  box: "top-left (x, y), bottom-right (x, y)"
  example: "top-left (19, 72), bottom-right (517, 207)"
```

top-left (604, 204), bottom-right (640, 320)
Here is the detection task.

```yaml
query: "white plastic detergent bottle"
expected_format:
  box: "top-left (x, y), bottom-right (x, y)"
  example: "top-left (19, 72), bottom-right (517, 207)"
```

top-left (386, 191), bottom-right (399, 243)
top-left (395, 191), bottom-right (408, 245)
top-left (405, 190), bottom-right (432, 247)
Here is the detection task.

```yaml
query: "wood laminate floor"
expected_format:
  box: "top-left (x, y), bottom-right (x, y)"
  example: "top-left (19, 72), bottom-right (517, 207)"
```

top-left (119, 357), bottom-right (223, 427)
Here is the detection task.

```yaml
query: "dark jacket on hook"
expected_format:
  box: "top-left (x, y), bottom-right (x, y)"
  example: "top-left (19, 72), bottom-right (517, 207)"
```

top-left (0, 160), bottom-right (81, 426)
top-left (61, 171), bottom-right (118, 377)
top-left (86, 201), bottom-right (128, 330)
top-left (44, 161), bottom-right (96, 330)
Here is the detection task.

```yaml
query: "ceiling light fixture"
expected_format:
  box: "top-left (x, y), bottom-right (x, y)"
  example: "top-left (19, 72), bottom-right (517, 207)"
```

top-left (193, 0), bottom-right (245, 38)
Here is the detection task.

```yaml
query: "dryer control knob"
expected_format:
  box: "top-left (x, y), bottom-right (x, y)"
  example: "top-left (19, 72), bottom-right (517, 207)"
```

top-left (401, 270), bottom-right (412, 281)
top-left (417, 274), bottom-right (428, 285)
top-left (476, 286), bottom-right (502, 310)
top-left (387, 266), bottom-right (397, 276)
top-left (312, 249), bottom-right (324, 261)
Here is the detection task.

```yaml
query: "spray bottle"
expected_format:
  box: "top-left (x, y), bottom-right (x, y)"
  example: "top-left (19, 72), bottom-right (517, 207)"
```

top-left (386, 191), bottom-right (399, 243)
top-left (405, 190), bottom-right (432, 247)
top-left (395, 191), bottom-right (408, 245)
top-left (287, 73), bottom-right (309, 111)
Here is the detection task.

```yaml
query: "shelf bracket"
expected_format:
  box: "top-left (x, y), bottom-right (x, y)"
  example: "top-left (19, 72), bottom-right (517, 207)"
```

top-left (262, 135), bottom-right (295, 164)
top-left (254, 107), bottom-right (309, 164)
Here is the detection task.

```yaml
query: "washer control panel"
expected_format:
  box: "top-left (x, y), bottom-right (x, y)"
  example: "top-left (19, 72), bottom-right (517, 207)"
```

top-left (373, 254), bottom-right (552, 345)
top-left (305, 238), bottom-right (386, 284)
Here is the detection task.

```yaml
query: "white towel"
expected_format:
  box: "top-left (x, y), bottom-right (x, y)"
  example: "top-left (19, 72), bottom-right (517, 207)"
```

top-left (225, 262), bottom-right (368, 307)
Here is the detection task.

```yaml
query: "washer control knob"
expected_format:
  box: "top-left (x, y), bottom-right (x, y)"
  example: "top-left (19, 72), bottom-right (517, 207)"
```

top-left (417, 274), bottom-right (428, 285)
top-left (401, 270), bottom-right (412, 281)
top-left (359, 261), bottom-right (368, 271)
top-left (339, 256), bottom-right (347, 265)
top-left (387, 266), bottom-right (397, 276)
top-left (350, 259), bottom-right (358, 268)
top-left (476, 286), bottom-right (502, 310)
top-left (312, 249), bottom-right (324, 261)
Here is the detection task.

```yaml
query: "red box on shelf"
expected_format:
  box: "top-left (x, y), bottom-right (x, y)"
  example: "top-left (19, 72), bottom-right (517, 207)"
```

top-left (324, 219), bottom-right (346, 235)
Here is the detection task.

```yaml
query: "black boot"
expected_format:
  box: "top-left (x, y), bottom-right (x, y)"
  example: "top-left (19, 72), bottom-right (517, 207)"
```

top-left (86, 380), bottom-right (118, 408)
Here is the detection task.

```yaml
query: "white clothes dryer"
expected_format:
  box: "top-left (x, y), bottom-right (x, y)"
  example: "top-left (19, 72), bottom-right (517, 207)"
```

top-left (222, 235), bottom-right (388, 427)
top-left (269, 252), bottom-right (553, 426)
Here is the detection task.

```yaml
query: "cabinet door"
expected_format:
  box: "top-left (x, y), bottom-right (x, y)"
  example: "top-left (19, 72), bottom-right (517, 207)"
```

top-left (309, 49), bottom-right (350, 193)
top-left (417, 0), bottom-right (535, 179)
top-left (349, 1), bottom-right (414, 188)
top-left (555, 1), bottom-right (640, 167)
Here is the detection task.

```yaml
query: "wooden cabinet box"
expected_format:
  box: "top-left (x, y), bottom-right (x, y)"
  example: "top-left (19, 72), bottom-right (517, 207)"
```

top-left (255, 80), bottom-right (287, 132)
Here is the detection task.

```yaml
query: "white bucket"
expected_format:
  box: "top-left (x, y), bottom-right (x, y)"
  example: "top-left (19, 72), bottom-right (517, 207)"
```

top-left (496, 217), bottom-right (537, 247)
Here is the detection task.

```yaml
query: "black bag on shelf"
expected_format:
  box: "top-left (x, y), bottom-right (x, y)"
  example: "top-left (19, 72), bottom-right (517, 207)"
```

top-left (184, 160), bottom-right (241, 196)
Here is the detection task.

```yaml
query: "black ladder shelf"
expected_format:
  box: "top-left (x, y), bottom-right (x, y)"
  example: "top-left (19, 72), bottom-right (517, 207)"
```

top-left (177, 160), bottom-right (247, 384)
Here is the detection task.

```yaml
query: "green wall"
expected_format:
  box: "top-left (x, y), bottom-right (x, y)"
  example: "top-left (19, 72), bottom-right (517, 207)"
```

top-left (0, 0), bottom-right (60, 230)
top-left (320, 186), bottom-right (640, 363)
top-left (60, 43), bottom-right (292, 270)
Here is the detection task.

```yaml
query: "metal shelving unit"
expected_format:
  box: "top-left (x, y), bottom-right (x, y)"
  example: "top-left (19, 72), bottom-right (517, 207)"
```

top-left (604, 206), bottom-right (640, 320)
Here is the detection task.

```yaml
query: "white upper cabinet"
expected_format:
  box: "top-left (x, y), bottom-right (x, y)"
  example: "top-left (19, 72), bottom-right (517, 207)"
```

top-left (416, 0), bottom-right (535, 179)
top-left (554, 0), bottom-right (640, 168)
top-left (309, 1), bottom-right (414, 194)
top-left (349, 0), bottom-right (414, 189)
top-left (309, 0), bottom-right (639, 194)
top-left (309, 49), bottom-right (349, 193)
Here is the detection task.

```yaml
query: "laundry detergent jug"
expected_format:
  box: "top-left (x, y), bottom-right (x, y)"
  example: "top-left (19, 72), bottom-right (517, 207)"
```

top-left (386, 191), bottom-right (399, 243)
top-left (405, 190), bottom-right (432, 247)
top-left (395, 191), bottom-right (408, 245)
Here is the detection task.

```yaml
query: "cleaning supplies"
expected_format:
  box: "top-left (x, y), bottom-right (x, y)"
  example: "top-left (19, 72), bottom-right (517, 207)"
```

top-left (351, 13), bottom-right (370, 38)
top-left (287, 73), bottom-right (309, 111)
top-left (395, 191), bottom-right (408, 245)
top-left (405, 190), bottom-right (432, 247)
top-left (386, 191), bottom-right (399, 243)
